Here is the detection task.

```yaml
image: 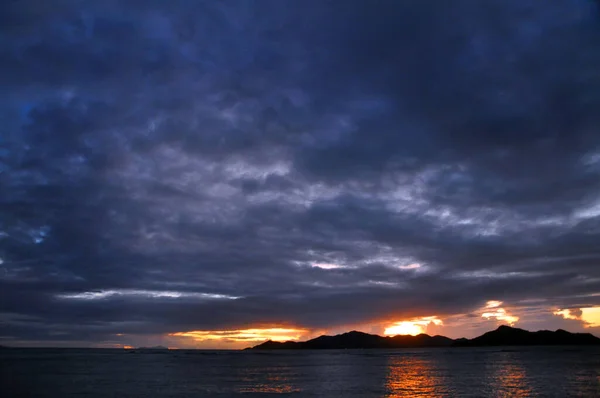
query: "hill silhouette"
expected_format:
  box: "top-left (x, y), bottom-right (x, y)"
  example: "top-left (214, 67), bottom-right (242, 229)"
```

top-left (453, 325), bottom-right (600, 347)
top-left (248, 330), bottom-right (452, 350)
top-left (247, 326), bottom-right (600, 350)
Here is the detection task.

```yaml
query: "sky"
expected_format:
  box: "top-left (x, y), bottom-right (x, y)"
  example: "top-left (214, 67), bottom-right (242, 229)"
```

top-left (2, 0), bottom-right (600, 349)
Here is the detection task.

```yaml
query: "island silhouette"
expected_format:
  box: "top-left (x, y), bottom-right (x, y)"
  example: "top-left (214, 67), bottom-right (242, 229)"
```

top-left (125, 345), bottom-right (170, 354)
top-left (247, 325), bottom-right (600, 350)
top-left (136, 345), bottom-right (168, 350)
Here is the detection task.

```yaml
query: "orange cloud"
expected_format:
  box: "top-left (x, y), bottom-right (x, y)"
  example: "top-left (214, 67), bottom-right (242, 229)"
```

top-left (582, 307), bottom-right (600, 327)
top-left (170, 328), bottom-right (308, 343)
top-left (553, 308), bottom-right (580, 321)
top-left (555, 306), bottom-right (600, 327)
top-left (384, 316), bottom-right (443, 336)
top-left (481, 300), bottom-right (519, 325)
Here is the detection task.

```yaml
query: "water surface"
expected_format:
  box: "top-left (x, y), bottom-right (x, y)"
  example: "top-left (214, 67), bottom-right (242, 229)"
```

top-left (2, 347), bottom-right (600, 397)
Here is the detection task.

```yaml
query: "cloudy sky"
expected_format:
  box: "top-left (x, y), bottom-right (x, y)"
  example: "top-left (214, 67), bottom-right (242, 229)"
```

top-left (2, 0), bottom-right (600, 349)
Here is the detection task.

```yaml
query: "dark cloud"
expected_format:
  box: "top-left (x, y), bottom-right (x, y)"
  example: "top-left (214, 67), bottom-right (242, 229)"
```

top-left (2, 0), bottom-right (600, 345)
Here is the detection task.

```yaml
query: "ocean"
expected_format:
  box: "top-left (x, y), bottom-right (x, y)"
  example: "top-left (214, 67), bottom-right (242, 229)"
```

top-left (2, 347), bottom-right (600, 397)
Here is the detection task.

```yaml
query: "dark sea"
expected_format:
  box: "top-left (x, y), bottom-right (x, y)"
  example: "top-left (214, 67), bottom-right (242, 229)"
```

top-left (2, 347), bottom-right (600, 397)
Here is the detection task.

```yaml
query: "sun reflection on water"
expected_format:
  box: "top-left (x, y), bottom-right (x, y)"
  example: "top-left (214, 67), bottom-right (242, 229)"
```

top-left (493, 359), bottom-right (533, 397)
top-left (385, 355), bottom-right (448, 397)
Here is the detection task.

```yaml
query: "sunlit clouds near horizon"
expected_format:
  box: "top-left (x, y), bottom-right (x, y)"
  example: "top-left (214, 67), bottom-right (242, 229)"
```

top-left (170, 328), bottom-right (309, 344)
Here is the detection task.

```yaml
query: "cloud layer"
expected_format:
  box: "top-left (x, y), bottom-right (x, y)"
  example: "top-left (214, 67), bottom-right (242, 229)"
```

top-left (2, 0), bottom-right (600, 347)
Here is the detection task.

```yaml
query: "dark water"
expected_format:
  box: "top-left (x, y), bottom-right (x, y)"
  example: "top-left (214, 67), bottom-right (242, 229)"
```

top-left (2, 347), bottom-right (600, 397)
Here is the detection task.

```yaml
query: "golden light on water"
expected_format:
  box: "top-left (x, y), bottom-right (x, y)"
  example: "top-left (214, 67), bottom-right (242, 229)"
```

top-left (386, 356), bottom-right (441, 395)
top-left (493, 362), bottom-right (532, 397)
top-left (170, 328), bottom-right (307, 342)
top-left (384, 316), bottom-right (443, 336)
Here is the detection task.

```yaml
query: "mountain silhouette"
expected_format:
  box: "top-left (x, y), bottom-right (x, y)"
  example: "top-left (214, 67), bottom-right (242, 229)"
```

top-left (248, 330), bottom-right (453, 350)
top-left (453, 325), bottom-right (600, 347)
top-left (247, 326), bottom-right (600, 350)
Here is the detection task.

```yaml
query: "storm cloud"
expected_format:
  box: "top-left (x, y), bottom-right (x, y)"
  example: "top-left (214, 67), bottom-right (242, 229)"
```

top-left (2, 0), bottom-right (600, 347)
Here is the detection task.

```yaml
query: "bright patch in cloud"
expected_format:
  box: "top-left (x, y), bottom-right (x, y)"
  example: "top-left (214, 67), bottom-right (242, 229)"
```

top-left (555, 307), bottom-right (600, 327)
top-left (384, 316), bottom-right (443, 336)
top-left (553, 307), bottom-right (600, 327)
top-left (553, 308), bottom-right (580, 321)
top-left (311, 263), bottom-right (345, 270)
top-left (486, 300), bottom-right (503, 308)
top-left (581, 307), bottom-right (600, 327)
top-left (398, 263), bottom-right (421, 270)
top-left (56, 289), bottom-right (239, 300)
top-left (170, 328), bottom-right (307, 343)
top-left (481, 300), bottom-right (519, 325)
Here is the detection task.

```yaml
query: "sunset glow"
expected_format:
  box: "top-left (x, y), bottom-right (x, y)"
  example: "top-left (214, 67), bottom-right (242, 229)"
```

top-left (555, 307), bottom-right (600, 327)
top-left (384, 317), bottom-right (443, 336)
top-left (385, 322), bottom-right (425, 336)
top-left (170, 328), bottom-right (307, 343)
top-left (481, 300), bottom-right (519, 325)
top-left (581, 307), bottom-right (600, 327)
top-left (553, 308), bottom-right (579, 320)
